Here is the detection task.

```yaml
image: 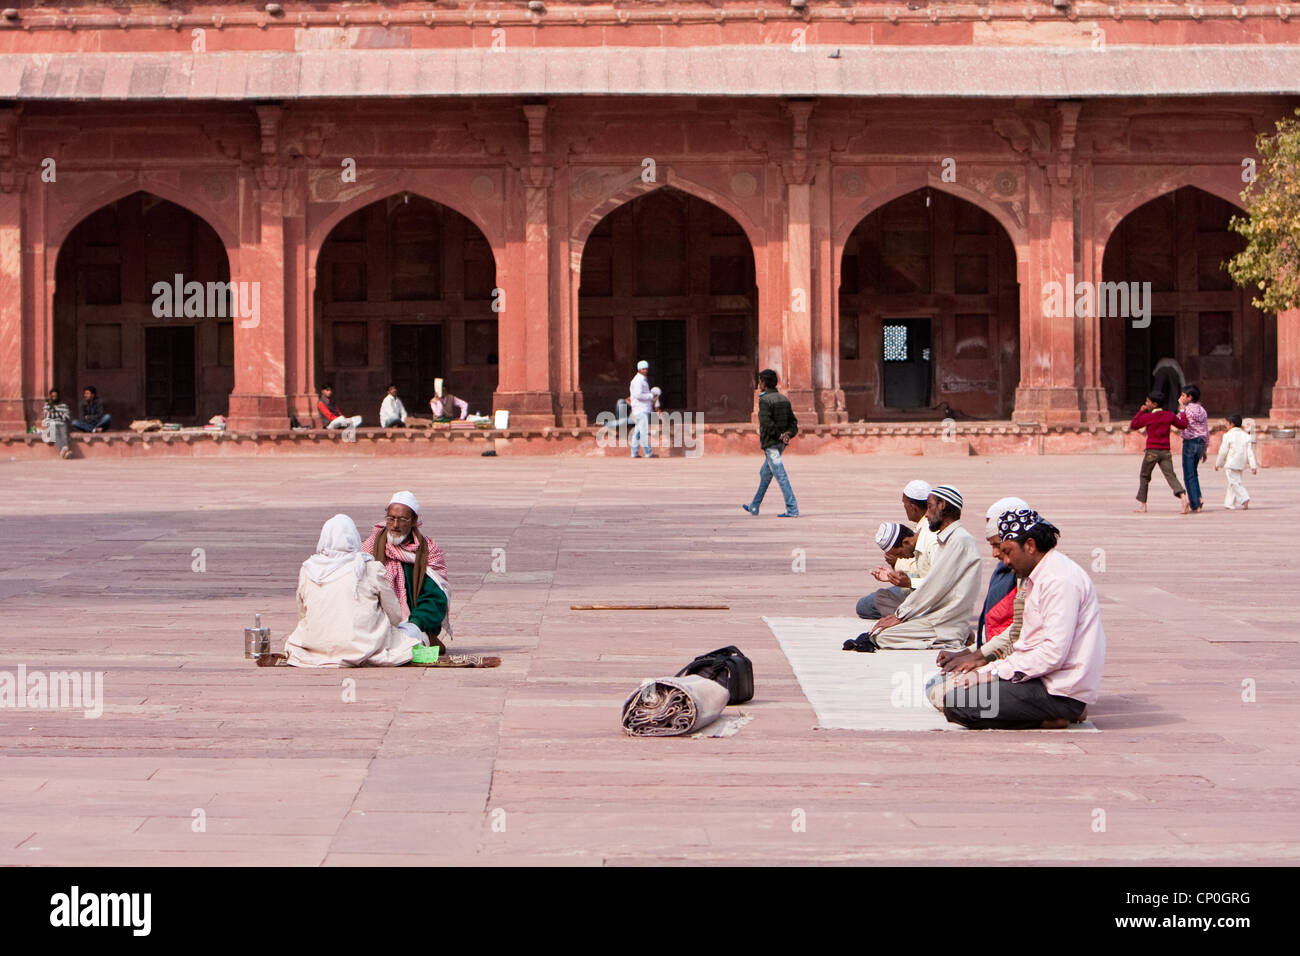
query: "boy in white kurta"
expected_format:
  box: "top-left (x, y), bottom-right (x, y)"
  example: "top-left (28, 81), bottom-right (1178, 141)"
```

top-left (284, 514), bottom-right (424, 667)
top-left (1214, 415), bottom-right (1258, 510)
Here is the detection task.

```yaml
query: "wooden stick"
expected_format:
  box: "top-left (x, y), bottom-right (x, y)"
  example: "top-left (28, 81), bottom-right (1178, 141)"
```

top-left (570, 604), bottom-right (730, 611)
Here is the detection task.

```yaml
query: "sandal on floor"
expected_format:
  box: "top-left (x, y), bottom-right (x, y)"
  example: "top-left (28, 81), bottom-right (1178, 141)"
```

top-left (256, 653), bottom-right (289, 667)
top-left (411, 654), bottom-right (502, 668)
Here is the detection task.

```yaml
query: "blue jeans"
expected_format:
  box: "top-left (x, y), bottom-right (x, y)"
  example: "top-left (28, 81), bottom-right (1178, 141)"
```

top-left (1182, 437), bottom-right (1206, 510)
top-left (749, 445), bottom-right (798, 514)
top-left (629, 412), bottom-right (652, 457)
top-left (71, 414), bottom-right (110, 432)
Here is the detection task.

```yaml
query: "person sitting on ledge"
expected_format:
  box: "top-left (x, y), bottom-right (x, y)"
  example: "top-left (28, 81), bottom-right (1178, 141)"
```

top-left (846, 484), bottom-right (979, 652)
top-left (379, 383), bottom-right (409, 428)
top-left (41, 388), bottom-right (73, 459)
top-left (429, 385), bottom-right (469, 421)
top-left (317, 384), bottom-right (363, 430)
top-left (70, 386), bottom-right (110, 433)
top-left (361, 491), bottom-right (451, 652)
top-left (283, 514), bottom-right (426, 667)
top-left (935, 509), bottom-right (1105, 730)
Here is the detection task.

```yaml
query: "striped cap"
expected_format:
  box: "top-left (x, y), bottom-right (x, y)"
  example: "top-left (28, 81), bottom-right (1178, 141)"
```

top-left (874, 521), bottom-right (910, 551)
top-left (930, 484), bottom-right (963, 511)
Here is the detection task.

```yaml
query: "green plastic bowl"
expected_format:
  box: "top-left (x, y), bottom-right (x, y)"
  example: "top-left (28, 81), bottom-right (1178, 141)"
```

top-left (411, 645), bottom-right (441, 664)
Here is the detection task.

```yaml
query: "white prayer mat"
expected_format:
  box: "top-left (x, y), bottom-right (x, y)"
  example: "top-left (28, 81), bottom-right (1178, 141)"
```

top-left (763, 616), bottom-right (1097, 732)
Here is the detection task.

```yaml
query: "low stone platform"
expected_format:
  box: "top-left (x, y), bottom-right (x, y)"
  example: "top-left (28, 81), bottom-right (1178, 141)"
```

top-left (6, 419), bottom-right (1298, 466)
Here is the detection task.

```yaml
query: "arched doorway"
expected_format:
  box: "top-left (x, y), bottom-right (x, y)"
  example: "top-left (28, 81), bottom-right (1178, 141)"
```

top-left (314, 193), bottom-right (498, 421)
top-left (838, 189), bottom-right (1020, 420)
top-left (577, 187), bottom-right (758, 423)
top-left (52, 192), bottom-right (233, 425)
top-left (1100, 186), bottom-right (1276, 416)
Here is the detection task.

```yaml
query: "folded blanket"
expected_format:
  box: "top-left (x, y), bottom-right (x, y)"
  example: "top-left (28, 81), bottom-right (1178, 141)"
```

top-left (621, 675), bottom-right (729, 737)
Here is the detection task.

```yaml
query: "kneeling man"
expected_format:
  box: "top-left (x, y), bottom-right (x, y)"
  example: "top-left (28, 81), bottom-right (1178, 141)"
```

top-left (850, 484), bottom-right (980, 651)
top-left (361, 491), bottom-right (451, 651)
top-left (938, 509), bottom-right (1105, 729)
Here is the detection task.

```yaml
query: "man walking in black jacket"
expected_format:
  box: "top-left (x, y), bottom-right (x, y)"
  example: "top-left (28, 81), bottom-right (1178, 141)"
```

top-left (742, 369), bottom-right (800, 518)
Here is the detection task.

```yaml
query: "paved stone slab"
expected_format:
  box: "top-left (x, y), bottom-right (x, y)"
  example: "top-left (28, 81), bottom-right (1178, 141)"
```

top-left (0, 454), bottom-right (1296, 864)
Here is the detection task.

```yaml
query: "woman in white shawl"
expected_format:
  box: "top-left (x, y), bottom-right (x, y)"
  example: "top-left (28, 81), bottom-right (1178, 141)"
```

top-left (283, 514), bottom-right (425, 667)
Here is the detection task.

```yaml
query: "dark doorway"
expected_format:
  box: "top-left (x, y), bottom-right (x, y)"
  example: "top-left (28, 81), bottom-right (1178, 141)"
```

top-left (882, 319), bottom-right (932, 408)
top-left (1123, 315), bottom-right (1176, 407)
top-left (390, 324), bottom-right (443, 409)
top-left (636, 319), bottom-right (688, 410)
top-left (144, 326), bottom-right (197, 420)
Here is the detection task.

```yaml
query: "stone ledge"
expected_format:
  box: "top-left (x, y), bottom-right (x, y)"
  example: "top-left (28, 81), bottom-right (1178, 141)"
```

top-left (6, 420), bottom-right (1298, 465)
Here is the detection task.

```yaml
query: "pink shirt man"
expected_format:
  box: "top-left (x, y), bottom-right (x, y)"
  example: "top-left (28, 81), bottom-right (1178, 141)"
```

top-left (986, 548), bottom-right (1106, 704)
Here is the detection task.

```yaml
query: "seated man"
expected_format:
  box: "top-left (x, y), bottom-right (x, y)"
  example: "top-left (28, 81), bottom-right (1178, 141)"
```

top-left (361, 491), bottom-right (451, 651)
top-left (284, 514), bottom-right (425, 667)
top-left (857, 522), bottom-right (917, 620)
top-left (937, 509), bottom-right (1105, 729)
top-left (41, 388), bottom-right (73, 459)
top-left (857, 479), bottom-right (936, 619)
top-left (935, 495), bottom-right (1031, 674)
top-left (379, 383), bottom-right (409, 428)
top-left (846, 484), bottom-right (980, 651)
top-left (70, 386), bottom-right (110, 432)
top-left (429, 386), bottom-right (469, 421)
top-left (316, 384), bottom-right (363, 430)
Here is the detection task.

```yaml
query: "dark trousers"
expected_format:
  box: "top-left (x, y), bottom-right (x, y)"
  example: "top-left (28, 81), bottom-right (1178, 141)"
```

top-left (1136, 449), bottom-right (1184, 502)
top-left (942, 676), bottom-right (1086, 729)
top-left (1182, 437), bottom-right (1205, 510)
top-left (856, 586), bottom-right (905, 620)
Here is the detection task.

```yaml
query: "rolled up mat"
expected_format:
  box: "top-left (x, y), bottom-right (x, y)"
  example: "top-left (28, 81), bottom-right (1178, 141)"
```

top-left (621, 674), bottom-right (730, 737)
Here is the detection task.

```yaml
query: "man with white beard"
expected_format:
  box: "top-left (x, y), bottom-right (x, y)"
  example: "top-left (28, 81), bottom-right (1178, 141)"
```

top-left (360, 491), bottom-right (451, 651)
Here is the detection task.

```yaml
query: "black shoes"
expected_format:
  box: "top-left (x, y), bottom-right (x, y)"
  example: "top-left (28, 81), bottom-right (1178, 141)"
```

top-left (843, 633), bottom-right (879, 653)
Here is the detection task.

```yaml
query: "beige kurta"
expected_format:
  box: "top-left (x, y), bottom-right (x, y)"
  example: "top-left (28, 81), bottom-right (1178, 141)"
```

top-left (284, 561), bottom-right (421, 667)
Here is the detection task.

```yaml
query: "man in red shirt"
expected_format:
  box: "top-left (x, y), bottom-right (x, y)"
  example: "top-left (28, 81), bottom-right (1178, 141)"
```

top-left (1130, 394), bottom-right (1189, 513)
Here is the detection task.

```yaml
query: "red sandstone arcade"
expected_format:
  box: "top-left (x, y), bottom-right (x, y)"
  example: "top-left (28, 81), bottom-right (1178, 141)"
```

top-left (1, 1), bottom-right (1298, 434)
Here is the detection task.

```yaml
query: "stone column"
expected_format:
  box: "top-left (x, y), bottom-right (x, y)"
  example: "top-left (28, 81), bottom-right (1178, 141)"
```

top-left (1271, 308), bottom-right (1300, 423)
top-left (0, 108), bottom-right (26, 431)
top-left (227, 106), bottom-right (289, 430)
top-left (810, 156), bottom-right (845, 423)
top-left (779, 100), bottom-right (817, 421)
top-left (493, 103), bottom-right (560, 427)
top-left (1012, 103), bottom-right (1107, 424)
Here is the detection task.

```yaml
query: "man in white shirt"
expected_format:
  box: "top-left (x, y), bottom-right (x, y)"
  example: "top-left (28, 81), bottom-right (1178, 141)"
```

top-left (847, 484), bottom-right (980, 651)
top-left (628, 359), bottom-right (655, 459)
top-left (938, 508), bottom-right (1105, 729)
top-left (379, 384), bottom-right (409, 428)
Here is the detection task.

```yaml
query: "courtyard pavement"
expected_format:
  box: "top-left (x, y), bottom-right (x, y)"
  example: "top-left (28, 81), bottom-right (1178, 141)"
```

top-left (0, 451), bottom-right (1296, 866)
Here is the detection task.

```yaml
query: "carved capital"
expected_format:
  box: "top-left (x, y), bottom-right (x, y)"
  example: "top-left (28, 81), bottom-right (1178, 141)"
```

top-left (254, 104), bottom-right (285, 159)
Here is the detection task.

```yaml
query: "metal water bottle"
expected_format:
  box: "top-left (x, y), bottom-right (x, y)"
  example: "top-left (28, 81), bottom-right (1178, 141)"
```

top-left (244, 613), bottom-right (270, 659)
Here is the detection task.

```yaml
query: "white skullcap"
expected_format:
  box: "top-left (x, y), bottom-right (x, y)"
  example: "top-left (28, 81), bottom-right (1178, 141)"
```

top-left (388, 490), bottom-right (420, 516)
top-left (903, 480), bottom-right (931, 502)
top-left (874, 522), bottom-right (909, 552)
top-left (985, 496), bottom-right (1030, 537)
top-left (637, 360), bottom-right (649, 370)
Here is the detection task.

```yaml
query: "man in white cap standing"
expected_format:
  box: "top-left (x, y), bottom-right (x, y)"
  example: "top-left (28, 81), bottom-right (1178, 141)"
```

top-left (628, 360), bottom-right (655, 458)
top-left (360, 491), bottom-right (452, 651)
top-left (846, 484), bottom-right (980, 651)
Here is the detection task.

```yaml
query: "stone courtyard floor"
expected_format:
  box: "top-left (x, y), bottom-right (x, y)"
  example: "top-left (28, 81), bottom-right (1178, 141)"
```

top-left (0, 451), bottom-right (1297, 866)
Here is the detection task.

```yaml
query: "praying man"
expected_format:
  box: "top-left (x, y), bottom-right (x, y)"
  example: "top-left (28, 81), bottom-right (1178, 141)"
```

top-left (361, 491), bottom-right (451, 651)
top-left (845, 484), bottom-right (980, 651)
